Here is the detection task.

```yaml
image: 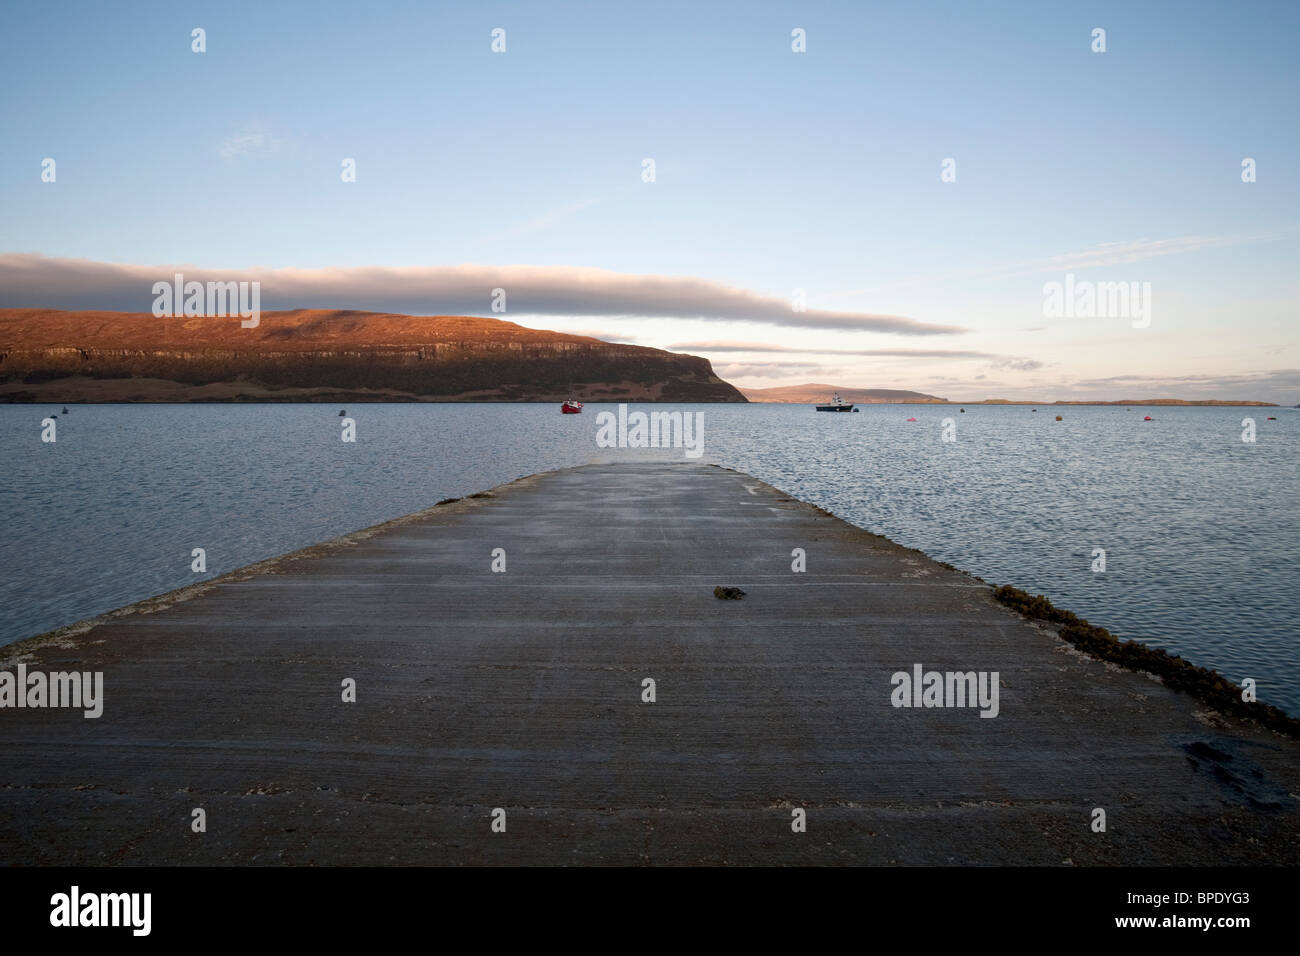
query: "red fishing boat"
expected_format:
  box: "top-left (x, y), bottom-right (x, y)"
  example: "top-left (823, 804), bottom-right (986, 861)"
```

top-left (561, 399), bottom-right (583, 414)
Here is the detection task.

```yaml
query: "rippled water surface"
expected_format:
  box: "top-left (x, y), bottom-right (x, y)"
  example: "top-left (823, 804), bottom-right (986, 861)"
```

top-left (2, 403), bottom-right (1296, 712)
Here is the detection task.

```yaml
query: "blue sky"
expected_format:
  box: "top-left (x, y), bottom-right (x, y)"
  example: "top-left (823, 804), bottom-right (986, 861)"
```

top-left (1, 0), bottom-right (1297, 401)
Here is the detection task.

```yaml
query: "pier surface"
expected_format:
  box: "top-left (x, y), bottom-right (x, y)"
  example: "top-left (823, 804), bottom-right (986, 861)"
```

top-left (1, 461), bottom-right (1297, 865)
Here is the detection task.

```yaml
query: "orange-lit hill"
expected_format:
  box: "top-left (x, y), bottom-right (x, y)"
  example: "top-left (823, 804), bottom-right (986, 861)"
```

top-left (0, 308), bottom-right (745, 403)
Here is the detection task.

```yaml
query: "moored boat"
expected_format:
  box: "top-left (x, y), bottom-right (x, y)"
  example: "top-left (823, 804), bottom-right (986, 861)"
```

top-left (815, 393), bottom-right (854, 412)
top-left (561, 399), bottom-right (584, 414)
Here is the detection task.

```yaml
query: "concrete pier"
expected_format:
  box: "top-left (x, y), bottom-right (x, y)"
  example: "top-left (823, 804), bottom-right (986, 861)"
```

top-left (1, 461), bottom-right (1296, 865)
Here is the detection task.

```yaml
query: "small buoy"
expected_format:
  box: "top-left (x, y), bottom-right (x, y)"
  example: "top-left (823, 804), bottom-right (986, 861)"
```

top-left (1144, 415), bottom-right (1153, 421)
top-left (959, 408), bottom-right (965, 413)
top-left (1055, 415), bottom-right (1062, 421)
top-left (1032, 408), bottom-right (1037, 412)
top-left (338, 409), bottom-right (346, 416)
top-left (906, 417), bottom-right (918, 422)
top-left (62, 407), bottom-right (69, 414)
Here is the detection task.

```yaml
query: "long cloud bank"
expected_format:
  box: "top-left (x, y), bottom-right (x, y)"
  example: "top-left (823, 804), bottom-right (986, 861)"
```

top-left (669, 341), bottom-right (998, 357)
top-left (0, 254), bottom-right (967, 336)
top-left (669, 341), bottom-right (1045, 371)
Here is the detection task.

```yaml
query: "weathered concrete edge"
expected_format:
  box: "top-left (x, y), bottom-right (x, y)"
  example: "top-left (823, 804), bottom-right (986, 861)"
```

top-left (5, 460), bottom-right (1294, 739)
top-left (991, 585), bottom-right (1300, 738)
top-left (709, 465), bottom-right (1300, 741)
top-left (0, 464), bottom-right (590, 665)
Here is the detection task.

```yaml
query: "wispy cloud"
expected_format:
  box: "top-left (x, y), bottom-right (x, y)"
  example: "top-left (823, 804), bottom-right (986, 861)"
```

top-left (0, 254), bottom-right (967, 335)
top-left (487, 199), bottom-right (601, 241)
top-left (1072, 369), bottom-right (1300, 392)
top-left (714, 361), bottom-right (828, 379)
top-left (560, 327), bottom-right (642, 344)
top-left (219, 121), bottom-right (284, 161)
top-left (669, 340), bottom-right (1000, 358)
top-left (986, 357), bottom-right (1046, 371)
top-left (669, 339), bottom-right (1046, 370)
top-left (832, 230), bottom-right (1290, 298)
top-left (1019, 235), bottom-right (1265, 273)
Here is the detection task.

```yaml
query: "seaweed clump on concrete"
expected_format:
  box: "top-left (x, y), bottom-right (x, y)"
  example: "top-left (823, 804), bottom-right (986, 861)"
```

top-left (993, 585), bottom-right (1300, 738)
top-left (435, 497), bottom-right (462, 506)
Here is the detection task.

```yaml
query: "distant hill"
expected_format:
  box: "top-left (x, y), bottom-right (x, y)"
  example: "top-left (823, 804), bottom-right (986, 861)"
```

top-left (740, 383), bottom-right (946, 404)
top-left (1053, 398), bottom-right (1279, 406)
top-left (738, 385), bottom-right (1279, 406)
top-left (0, 308), bottom-right (745, 403)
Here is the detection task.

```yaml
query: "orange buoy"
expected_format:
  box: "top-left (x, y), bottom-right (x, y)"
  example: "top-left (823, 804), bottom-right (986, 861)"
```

top-left (1055, 415), bottom-right (1062, 421)
top-left (1143, 415), bottom-right (1153, 421)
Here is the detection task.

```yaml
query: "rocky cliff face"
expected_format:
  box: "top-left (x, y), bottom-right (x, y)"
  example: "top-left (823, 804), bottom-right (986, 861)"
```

top-left (0, 309), bottom-right (746, 403)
